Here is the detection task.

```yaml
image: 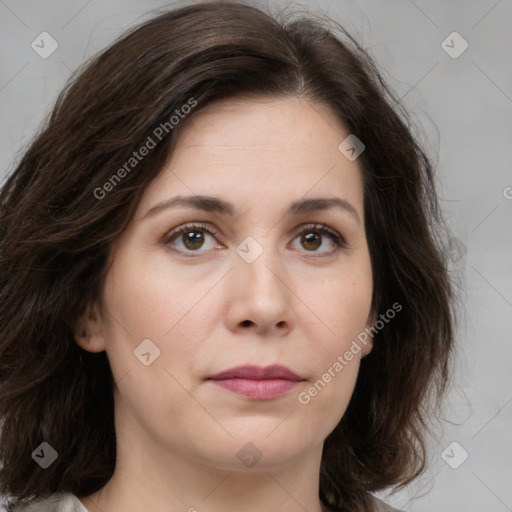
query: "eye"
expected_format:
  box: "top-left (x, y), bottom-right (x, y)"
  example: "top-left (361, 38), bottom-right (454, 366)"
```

top-left (163, 222), bottom-right (346, 257)
top-left (289, 223), bottom-right (346, 256)
top-left (164, 223), bottom-right (221, 255)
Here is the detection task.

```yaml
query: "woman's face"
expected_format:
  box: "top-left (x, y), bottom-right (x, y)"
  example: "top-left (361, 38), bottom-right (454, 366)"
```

top-left (79, 95), bottom-right (374, 472)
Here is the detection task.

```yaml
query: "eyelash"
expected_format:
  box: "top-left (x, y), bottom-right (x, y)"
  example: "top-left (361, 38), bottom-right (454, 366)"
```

top-left (163, 222), bottom-right (347, 257)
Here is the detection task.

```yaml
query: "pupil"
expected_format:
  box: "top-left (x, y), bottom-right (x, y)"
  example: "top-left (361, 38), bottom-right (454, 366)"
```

top-left (302, 231), bottom-right (320, 250)
top-left (184, 230), bottom-right (204, 249)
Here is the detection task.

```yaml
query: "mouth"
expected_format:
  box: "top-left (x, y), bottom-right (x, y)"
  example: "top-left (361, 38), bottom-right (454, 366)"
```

top-left (206, 365), bottom-right (305, 401)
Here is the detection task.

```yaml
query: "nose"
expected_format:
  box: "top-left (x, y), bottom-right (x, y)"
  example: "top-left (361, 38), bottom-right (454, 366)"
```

top-left (224, 245), bottom-right (296, 337)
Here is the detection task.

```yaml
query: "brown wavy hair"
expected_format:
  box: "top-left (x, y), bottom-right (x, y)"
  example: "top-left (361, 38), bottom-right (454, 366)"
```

top-left (0, 2), bottom-right (458, 511)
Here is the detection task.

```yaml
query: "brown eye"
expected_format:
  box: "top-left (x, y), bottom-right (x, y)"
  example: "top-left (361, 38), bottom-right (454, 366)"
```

top-left (165, 223), bottom-right (220, 254)
top-left (181, 229), bottom-right (205, 250)
top-left (301, 231), bottom-right (321, 251)
top-left (290, 224), bottom-right (346, 256)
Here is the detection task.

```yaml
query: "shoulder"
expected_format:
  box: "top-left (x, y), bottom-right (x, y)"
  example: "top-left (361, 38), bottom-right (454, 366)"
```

top-left (370, 494), bottom-right (405, 512)
top-left (1, 493), bottom-right (87, 512)
top-left (3, 492), bottom-right (403, 512)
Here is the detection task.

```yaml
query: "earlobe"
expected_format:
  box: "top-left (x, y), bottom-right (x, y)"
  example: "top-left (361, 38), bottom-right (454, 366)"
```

top-left (73, 303), bottom-right (107, 353)
top-left (361, 310), bottom-right (377, 357)
top-left (361, 337), bottom-right (373, 357)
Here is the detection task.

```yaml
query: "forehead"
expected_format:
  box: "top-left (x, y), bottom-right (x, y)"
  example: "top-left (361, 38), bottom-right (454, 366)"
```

top-left (140, 95), bottom-right (364, 212)
top-left (175, 95), bottom-right (348, 157)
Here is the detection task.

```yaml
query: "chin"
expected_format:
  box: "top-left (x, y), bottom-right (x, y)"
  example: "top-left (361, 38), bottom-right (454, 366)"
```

top-left (195, 435), bottom-right (316, 473)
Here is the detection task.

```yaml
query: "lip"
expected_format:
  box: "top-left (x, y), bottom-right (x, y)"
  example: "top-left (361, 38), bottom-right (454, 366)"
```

top-left (208, 365), bottom-right (303, 381)
top-left (206, 365), bottom-right (304, 401)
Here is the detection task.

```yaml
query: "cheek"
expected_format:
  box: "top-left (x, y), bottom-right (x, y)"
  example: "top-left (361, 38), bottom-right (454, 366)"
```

top-left (296, 275), bottom-right (370, 428)
top-left (293, 258), bottom-right (372, 412)
top-left (100, 250), bottom-right (223, 393)
top-left (100, 263), bottom-right (210, 434)
top-left (102, 247), bottom-right (219, 342)
top-left (296, 262), bottom-right (373, 352)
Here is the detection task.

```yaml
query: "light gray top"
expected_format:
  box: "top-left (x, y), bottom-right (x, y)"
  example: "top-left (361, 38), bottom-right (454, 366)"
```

top-left (372, 495), bottom-right (403, 511)
top-left (1, 493), bottom-right (87, 512)
top-left (2, 492), bottom-right (404, 511)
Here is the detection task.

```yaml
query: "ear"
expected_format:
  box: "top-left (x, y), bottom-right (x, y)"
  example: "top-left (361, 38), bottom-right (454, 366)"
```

top-left (73, 301), bottom-right (107, 353)
top-left (361, 310), bottom-right (377, 357)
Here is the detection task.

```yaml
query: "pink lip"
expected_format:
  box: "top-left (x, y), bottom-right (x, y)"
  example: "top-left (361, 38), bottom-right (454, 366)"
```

top-left (207, 365), bottom-right (304, 401)
top-left (208, 365), bottom-right (303, 381)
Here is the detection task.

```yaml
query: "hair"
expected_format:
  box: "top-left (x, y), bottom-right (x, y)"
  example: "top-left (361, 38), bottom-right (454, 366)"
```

top-left (0, 2), bottom-right (458, 511)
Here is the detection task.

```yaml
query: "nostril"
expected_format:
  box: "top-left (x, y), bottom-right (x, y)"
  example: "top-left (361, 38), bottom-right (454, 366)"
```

top-left (241, 320), bottom-right (253, 327)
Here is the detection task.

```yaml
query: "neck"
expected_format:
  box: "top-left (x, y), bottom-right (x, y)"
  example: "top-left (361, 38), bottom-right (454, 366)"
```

top-left (78, 404), bottom-right (330, 512)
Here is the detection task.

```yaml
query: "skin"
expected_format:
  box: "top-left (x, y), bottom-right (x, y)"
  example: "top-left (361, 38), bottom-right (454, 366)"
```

top-left (75, 95), bottom-right (376, 512)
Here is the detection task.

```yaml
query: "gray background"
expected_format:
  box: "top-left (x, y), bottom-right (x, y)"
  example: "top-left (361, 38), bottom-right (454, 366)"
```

top-left (1, 1), bottom-right (511, 510)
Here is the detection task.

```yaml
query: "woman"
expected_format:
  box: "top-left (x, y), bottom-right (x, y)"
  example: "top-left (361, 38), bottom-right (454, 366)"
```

top-left (0, 2), bottom-right (457, 511)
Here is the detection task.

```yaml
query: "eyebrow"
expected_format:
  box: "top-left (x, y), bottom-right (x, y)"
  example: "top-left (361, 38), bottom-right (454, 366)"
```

top-left (141, 195), bottom-right (360, 224)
